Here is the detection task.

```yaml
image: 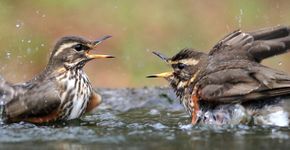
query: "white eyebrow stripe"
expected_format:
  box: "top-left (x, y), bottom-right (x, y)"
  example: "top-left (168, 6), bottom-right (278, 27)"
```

top-left (54, 42), bottom-right (78, 56)
top-left (171, 59), bottom-right (199, 65)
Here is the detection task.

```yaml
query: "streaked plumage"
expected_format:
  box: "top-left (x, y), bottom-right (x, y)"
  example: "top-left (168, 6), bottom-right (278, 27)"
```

top-left (148, 25), bottom-right (290, 126)
top-left (0, 35), bottom-right (113, 123)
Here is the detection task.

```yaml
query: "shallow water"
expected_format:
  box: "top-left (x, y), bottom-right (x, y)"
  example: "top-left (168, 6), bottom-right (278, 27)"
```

top-left (1, 87), bottom-right (290, 150)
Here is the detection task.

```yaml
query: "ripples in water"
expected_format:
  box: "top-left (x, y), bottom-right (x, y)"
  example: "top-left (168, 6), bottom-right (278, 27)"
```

top-left (1, 87), bottom-right (290, 150)
top-left (1, 108), bottom-right (290, 150)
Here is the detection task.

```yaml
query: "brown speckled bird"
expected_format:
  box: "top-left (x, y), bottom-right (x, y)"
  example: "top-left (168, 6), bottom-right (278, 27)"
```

top-left (148, 26), bottom-right (290, 126)
top-left (0, 35), bottom-right (114, 123)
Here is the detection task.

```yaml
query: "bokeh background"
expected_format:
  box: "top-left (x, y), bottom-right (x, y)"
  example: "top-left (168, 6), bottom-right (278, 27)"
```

top-left (0, 0), bottom-right (290, 88)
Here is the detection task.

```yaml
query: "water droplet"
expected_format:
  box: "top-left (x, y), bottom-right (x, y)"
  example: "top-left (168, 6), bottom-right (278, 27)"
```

top-left (27, 48), bottom-right (32, 53)
top-left (0, 100), bottom-right (4, 106)
top-left (15, 21), bottom-right (24, 29)
top-left (239, 9), bottom-right (243, 15)
top-left (236, 9), bottom-right (243, 28)
top-left (150, 123), bottom-right (167, 130)
top-left (278, 62), bottom-right (283, 66)
top-left (27, 40), bottom-right (31, 43)
top-left (41, 43), bottom-right (45, 47)
top-left (6, 52), bottom-right (11, 59)
top-left (179, 123), bottom-right (193, 130)
top-left (16, 24), bottom-right (21, 28)
top-left (42, 14), bottom-right (46, 18)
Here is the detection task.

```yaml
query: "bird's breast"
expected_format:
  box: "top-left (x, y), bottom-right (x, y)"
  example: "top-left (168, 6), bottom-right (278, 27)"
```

top-left (56, 69), bottom-right (93, 120)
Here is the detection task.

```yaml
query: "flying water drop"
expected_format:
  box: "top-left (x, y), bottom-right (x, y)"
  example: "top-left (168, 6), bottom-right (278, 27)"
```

top-left (6, 52), bottom-right (11, 59)
top-left (15, 21), bottom-right (24, 29)
top-left (236, 9), bottom-right (243, 28)
top-left (26, 48), bottom-right (32, 53)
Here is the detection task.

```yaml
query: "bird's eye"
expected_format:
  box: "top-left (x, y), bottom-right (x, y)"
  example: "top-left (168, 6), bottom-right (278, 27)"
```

top-left (73, 44), bottom-right (89, 51)
top-left (177, 63), bottom-right (186, 70)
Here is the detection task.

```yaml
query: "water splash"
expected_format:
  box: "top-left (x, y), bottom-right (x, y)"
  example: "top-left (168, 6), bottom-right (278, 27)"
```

top-left (15, 21), bottom-right (24, 29)
top-left (148, 109), bottom-right (160, 115)
top-left (26, 48), bottom-right (32, 54)
top-left (0, 101), bottom-right (3, 118)
top-left (6, 52), bottom-right (11, 59)
top-left (36, 10), bottom-right (46, 18)
top-left (236, 9), bottom-right (243, 28)
top-left (150, 123), bottom-right (168, 130)
top-left (0, 88), bottom-right (289, 149)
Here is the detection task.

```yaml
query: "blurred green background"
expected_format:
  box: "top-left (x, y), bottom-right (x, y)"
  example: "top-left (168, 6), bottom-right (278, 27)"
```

top-left (0, 0), bottom-right (290, 87)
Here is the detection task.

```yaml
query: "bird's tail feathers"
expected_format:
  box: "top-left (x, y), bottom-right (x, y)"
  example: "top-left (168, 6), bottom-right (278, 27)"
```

top-left (249, 25), bottom-right (290, 40)
top-left (248, 26), bottom-right (290, 61)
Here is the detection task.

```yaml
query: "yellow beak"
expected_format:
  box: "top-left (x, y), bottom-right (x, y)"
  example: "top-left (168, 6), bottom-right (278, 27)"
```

top-left (86, 53), bottom-right (115, 59)
top-left (146, 72), bottom-right (173, 78)
top-left (85, 35), bottom-right (114, 59)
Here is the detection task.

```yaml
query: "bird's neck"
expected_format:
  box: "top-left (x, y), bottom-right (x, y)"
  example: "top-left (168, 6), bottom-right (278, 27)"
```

top-left (32, 62), bottom-right (84, 84)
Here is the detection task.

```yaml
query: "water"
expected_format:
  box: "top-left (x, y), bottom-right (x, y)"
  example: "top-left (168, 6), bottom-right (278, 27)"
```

top-left (0, 87), bottom-right (290, 150)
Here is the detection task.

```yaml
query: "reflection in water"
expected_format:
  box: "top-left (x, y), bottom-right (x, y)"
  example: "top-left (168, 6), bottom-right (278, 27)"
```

top-left (0, 88), bottom-right (290, 150)
top-left (56, 142), bottom-right (89, 150)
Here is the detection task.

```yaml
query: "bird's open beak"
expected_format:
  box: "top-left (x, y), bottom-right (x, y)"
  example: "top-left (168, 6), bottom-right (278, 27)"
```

top-left (147, 51), bottom-right (173, 79)
top-left (146, 72), bottom-right (173, 78)
top-left (86, 54), bottom-right (115, 59)
top-left (152, 51), bottom-right (171, 63)
top-left (86, 35), bottom-right (115, 59)
top-left (93, 35), bottom-right (112, 46)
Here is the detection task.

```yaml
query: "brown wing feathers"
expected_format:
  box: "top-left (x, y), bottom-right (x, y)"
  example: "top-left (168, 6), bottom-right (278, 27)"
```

top-left (199, 26), bottom-right (290, 103)
top-left (248, 26), bottom-right (290, 62)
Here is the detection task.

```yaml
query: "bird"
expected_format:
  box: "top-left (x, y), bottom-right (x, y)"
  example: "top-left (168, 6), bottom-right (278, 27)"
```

top-left (0, 35), bottom-right (114, 123)
top-left (148, 25), bottom-right (290, 126)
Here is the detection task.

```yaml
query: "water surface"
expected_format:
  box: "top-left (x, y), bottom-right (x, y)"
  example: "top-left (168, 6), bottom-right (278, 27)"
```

top-left (1, 87), bottom-right (289, 150)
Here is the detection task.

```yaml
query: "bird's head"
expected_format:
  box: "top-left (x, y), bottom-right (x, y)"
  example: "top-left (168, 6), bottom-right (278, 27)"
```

top-left (147, 49), bottom-right (206, 98)
top-left (47, 35), bottom-right (114, 70)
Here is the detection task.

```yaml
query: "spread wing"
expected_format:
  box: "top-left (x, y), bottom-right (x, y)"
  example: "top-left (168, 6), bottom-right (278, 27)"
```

top-left (209, 29), bottom-right (254, 55)
top-left (209, 25), bottom-right (290, 62)
top-left (197, 65), bottom-right (290, 103)
top-left (3, 81), bottom-right (61, 121)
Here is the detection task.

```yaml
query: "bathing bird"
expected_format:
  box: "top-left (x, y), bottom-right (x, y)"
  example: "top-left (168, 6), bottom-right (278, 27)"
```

top-left (148, 26), bottom-right (290, 126)
top-left (0, 35), bottom-right (114, 123)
